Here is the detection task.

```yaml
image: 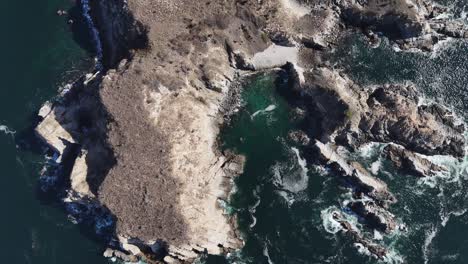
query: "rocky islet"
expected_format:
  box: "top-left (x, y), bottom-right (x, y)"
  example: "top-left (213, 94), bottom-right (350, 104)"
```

top-left (35, 0), bottom-right (468, 263)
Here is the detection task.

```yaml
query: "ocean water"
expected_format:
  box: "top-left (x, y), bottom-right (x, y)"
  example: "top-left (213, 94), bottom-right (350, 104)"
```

top-left (220, 27), bottom-right (468, 264)
top-left (0, 0), bottom-right (107, 263)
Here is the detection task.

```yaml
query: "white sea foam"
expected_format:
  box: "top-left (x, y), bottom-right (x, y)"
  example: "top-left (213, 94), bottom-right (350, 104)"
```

top-left (374, 230), bottom-right (383, 240)
top-left (275, 190), bottom-right (296, 207)
top-left (286, 148), bottom-right (309, 193)
top-left (382, 248), bottom-right (405, 264)
top-left (251, 104), bottom-right (276, 119)
top-left (271, 147), bottom-right (309, 194)
top-left (320, 206), bottom-right (362, 235)
top-left (340, 191), bottom-right (373, 208)
top-left (422, 225), bottom-right (438, 264)
top-left (418, 152), bottom-right (468, 188)
top-left (430, 37), bottom-right (457, 59)
top-left (441, 208), bottom-right (467, 227)
top-left (249, 190), bottom-right (261, 228)
top-left (371, 158), bottom-right (382, 175)
top-left (0, 124), bottom-right (15, 136)
top-left (320, 207), bottom-right (344, 234)
top-left (356, 240), bottom-right (406, 264)
top-left (263, 243), bottom-right (275, 264)
top-left (358, 142), bottom-right (382, 159)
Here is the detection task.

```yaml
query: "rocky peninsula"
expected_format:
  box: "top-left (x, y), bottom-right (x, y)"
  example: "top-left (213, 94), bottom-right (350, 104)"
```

top-left (35, 0), bottom-right (467, 263)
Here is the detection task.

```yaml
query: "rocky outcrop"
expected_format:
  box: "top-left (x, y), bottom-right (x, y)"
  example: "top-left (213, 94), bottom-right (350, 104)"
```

top-left (382, 143), bottom-right (448, 177)
top-left (315, 141), bottom-right (394, 203)
top-left (332, 210), bottom-right (388, 260)
top-left (292, 65), bottom-right (464, 259)
top-left (357, 86), bottom-right (465, 157)
top-left (314, 140), bottom-right (398, 256)
top-left (337, 0), bottom-right (468, 51)
top-left (294, 67), bottom-right (465, 159)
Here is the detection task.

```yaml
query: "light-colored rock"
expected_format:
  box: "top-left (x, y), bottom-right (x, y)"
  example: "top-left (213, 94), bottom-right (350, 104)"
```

top-left (252, 44), bottom-right (299, 70)
top-left (315, 140), bottom-right (391, 199)
top-left (36, 105), bottom-right (75, 159)
top-left (70, 151), bottom-right (93, 197)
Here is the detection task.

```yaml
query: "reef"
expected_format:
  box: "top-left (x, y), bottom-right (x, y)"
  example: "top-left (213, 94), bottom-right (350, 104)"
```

top-left (35, 0), bottom-right (467, 263)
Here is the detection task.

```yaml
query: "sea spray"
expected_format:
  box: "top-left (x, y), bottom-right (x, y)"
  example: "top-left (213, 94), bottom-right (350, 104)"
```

top-left (80, 0), bottom-right (103, 70)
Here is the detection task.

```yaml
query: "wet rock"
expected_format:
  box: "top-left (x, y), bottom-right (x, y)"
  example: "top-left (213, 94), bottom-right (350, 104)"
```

top-left (288, 130), bottom-right (311, 146)
top-left (315, 141), bottom-right (395, 205)
top-left (358, 85), bottom-right (465, 157)
top-left (297, 68), bottom-right (465, 158)
top-left (348, 199), bottom-right (397, 234)
top-left (333, 211), bottom-right (388, 260)
top-left (382, 144), bottom-right (447, 177)
top-left (337, 0), bottom-right (468, 51)
top-left (103, 248), bottom-right (138, 263)
top-left (340, 0), bottom-right (426, 40)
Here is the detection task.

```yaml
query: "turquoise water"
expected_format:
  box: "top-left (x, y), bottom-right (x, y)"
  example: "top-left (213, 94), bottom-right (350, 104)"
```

top-left (0, 0), bottom-right (107, 263)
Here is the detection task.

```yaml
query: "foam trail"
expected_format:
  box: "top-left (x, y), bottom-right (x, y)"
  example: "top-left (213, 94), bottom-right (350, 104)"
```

top-left (251, 104), bottom-right (276, 119)
top-left (277, 147), bottom-right (309, 193)
top-left (423, 226), bottom-right (438, 264)
top-left (263, 243), bottom-right (274, 264)
top-left (81, 0), bottom-right (103, 70)
top-left (0, 125), bottom-right (15, 136)
top-left (441, 209), bottom-right (467, 227)
top-left (249, 190), bottom-right (261, 228)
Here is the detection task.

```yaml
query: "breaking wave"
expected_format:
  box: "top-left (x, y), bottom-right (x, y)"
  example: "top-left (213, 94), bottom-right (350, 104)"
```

top-left (80, 0), bottom-right (103, 70)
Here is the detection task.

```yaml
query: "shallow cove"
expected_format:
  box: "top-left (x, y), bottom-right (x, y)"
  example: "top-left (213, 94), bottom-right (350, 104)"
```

top-left (220, 71), bottom-right (372, 263)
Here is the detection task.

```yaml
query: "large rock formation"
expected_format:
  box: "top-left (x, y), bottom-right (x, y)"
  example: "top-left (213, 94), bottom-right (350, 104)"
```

top-left (34, 0), bottom-right (467, 262)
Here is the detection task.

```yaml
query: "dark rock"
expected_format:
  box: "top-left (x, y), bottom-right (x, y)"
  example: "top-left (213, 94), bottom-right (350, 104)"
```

top-left (357, 85), bottom-right (465, 158)
top-left (382, 144), bottom-right (447, 177)
top-left (288, 130), bottom-right (311, 146)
